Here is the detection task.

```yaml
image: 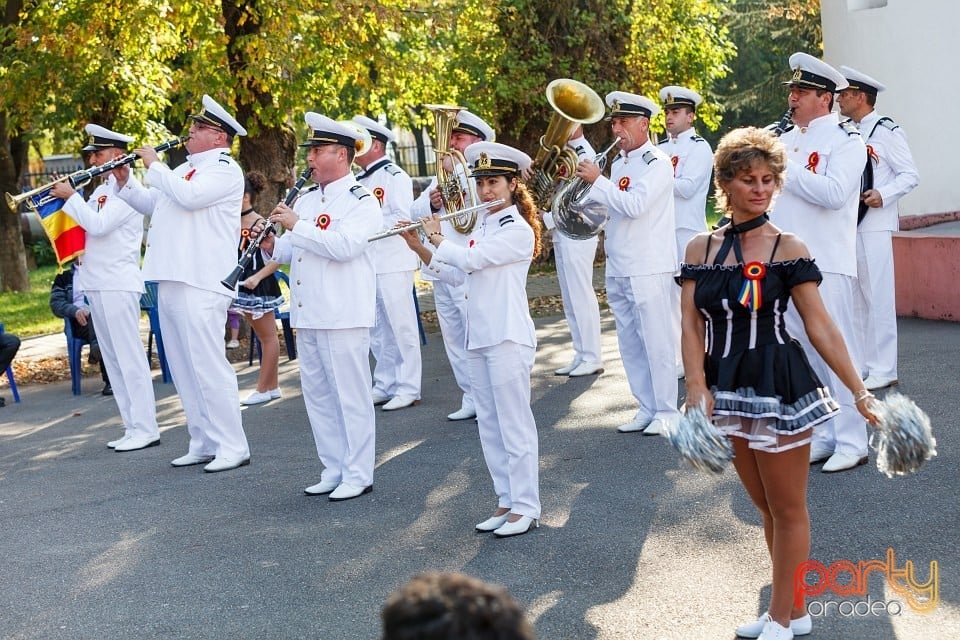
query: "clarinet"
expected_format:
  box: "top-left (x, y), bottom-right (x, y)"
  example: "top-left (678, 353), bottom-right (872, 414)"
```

top-left (221, 166), bottom-right (313, 290)
top-left (771, 108), bottom-right (795, 137)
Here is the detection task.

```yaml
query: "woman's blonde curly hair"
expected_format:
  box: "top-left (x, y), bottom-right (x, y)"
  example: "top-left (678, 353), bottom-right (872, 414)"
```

top-left (713, 127), bottom-right (787, 214)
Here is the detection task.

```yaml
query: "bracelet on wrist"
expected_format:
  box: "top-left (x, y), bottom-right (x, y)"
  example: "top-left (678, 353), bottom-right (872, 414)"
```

top-left (854, 389), bottom-right (875, 404)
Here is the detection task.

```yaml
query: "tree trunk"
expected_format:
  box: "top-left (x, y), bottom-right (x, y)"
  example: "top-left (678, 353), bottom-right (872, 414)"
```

top-left (0, 113), bottom-right (30, 292)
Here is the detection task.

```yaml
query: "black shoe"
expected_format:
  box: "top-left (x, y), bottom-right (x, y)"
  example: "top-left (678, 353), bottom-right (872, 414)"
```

top-left (102, 383), bottom-right (113, 396)
top-left (0, 396), bottom-right (6, 407)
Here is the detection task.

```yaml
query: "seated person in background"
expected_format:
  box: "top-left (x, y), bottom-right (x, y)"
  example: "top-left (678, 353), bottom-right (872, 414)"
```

top-left (50, 262), bottom-right (111, 395)
top-left (380, 572), bottom-right (536, 640)
top-left (0, 329), bottom-right (20, 407)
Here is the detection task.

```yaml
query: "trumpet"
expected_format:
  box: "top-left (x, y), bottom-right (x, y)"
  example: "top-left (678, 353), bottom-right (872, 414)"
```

top-left (368, 199), bottom-right (505, 242)
top-left (5, 137), bottom-right (187, 212)
top-left (221, 166), bottom-right (314, 290)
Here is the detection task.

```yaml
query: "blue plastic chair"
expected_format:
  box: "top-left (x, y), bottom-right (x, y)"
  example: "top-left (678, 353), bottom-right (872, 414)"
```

top-left (249, 271), bottom-right (297, 365)
top-left (0, 322), bottom-right (20, 403)
top-left (139, 281), bottom-right (172, 383)
top-left (64, 318), bottom-right (90, 396)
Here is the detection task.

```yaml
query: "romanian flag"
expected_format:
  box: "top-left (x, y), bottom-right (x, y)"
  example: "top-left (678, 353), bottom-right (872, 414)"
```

top-left (29, 192), bottom-right (85, 268)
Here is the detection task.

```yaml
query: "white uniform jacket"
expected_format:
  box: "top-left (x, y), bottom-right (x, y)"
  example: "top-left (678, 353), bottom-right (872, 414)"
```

top-left (62, 174), bottom-right (144, 294)
top-left (427, 205), bottom-right (536, 351)
top-left (658, 128), bottom-right (713, 232)
top-left (115, 147), bottom-right (243, 295)
top-left (855, 112), bottom-right (920, 232)
top-left (410, 165), bottom-right (478, 280)
top-left (587, 141), bottom-right (678, 276)
top-left (773, 112), bottom-right (867, 276)
top-left (357, 158), bottom-right (419, 274)
top-left (272, 173), bottom-right (381, 330)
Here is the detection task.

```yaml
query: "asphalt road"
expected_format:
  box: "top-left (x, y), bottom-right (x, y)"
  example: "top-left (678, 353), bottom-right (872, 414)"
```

top-left (0, 314), bottom-right (956, 639)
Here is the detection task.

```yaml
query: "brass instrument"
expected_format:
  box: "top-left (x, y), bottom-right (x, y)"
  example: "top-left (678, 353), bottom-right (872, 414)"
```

top-left (551, 137), bottom-right (621, 240)
top-left (423, 104), bottom-right (478, 234)
top-left (527, 79), bottom-right (606, 211)
top-left (5, 137), bottom-right (187, 212)
top-left (337, 120), bottom-right (373, 159)
top-left (367, 199), bottom-right (505, 242)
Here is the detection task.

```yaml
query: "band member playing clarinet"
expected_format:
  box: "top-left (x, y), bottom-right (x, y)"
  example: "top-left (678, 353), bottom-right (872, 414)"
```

top-left (401, 142), bottom-right (543, 538)
top-left (269, 113), bottom-right (382, 502)
top-left (115, 95), bottom-right (251, 473)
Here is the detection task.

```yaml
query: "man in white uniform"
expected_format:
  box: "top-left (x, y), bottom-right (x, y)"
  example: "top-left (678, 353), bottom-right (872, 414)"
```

top-left (269, 113), bottom-right (381, 501)
top-left (410, 111), bottom-right (495, 421)
top-left (115, 95), bottom-right (251, 473)
top-left (771, 53), bottom-right (869, 473)
top-left (353, 115), bottom-right (422, 411)
top-left (576, 92), bottom-right (681, 436)
top-left (837, 66), bottom-right (919, 392)
top-left (50, 124), bottom-right (160, 452)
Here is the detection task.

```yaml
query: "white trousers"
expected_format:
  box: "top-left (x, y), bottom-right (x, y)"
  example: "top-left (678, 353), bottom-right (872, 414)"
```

top-left (468, 341), bottom-right (540, 519)
top-left (157, 282), bottom-right (248, 459)
top-left (371, 271), bottom-right (422, 398)
top-left (554, 235), bottom-right (602, 365)
top-left (298, 327), bottom-right (376, 487)
top-left (433, 279), bottom-right (473, 411)
top-left (86, 290), bottom-right (159, 440)
top-left (785, 273), bottom-right (868, 456)
top-left (606, 273), bottom-right (681, 421)
top-left (854, 230), bottom-right (898, 379)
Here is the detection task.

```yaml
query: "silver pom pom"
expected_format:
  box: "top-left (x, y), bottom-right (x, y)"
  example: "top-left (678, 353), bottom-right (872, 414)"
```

top-left (871, 392), bottom-right (937, 478)
top-left (667, 403), bottom-right (734, 475)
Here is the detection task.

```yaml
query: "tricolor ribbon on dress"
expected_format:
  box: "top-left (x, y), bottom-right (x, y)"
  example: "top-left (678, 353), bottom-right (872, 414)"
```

top-left (737, 261), bottom-right (766, 311)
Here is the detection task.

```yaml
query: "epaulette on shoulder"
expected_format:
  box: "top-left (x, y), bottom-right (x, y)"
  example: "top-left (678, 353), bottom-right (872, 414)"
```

top-left (498, 213), bottom-right (515, 227)
top-left (350, 184), bottom-right (373, 200)
top-left (219, 151), bottom-right (234, 165)
top-left (384, 163), bottom-right (402, 177)
top-left (642, 150), bottom-right (657, 165)
top-left (691, 135), bottom-right (705, 143)
top-left (839, 120), bottom-right (861, 137)
top-left (877, 116), bottom-right (898, 132)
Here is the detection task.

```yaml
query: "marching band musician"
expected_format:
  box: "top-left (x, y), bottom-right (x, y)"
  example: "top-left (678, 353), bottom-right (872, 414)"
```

top-left (268, 113), bottom-right (382, 502)
top-left (400, 142), bottom-right (543, 538)
top-left (837, 66), bottom-right (919, 393)
top-left (114, 95), bottom-right (251, 473)
top-left (575, 92), bottom-right (682, 436)
top-left (770, 53), bottom-right (869, 474)
top-left (542, 127), bottom-right (604, 378)
top-left (49, 124), bottom-right (160, 452)
top-left (410, 110), bottom-right (496, 422)
top-left (353, 115), bottom-right (423, 412)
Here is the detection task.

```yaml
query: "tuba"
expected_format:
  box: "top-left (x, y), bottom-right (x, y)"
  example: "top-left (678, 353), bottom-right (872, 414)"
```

top-left (527, 79), bottom-right (606, 211)
top-left (423, 104), bottom-right (478, 234)
top-left (337, 120), bottom-right (373, 159)
top-left (550, 137), bottom-right (621, 240)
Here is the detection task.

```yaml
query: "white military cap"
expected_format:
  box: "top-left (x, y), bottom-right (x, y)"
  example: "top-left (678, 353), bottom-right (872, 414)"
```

top-left (465, 141), bottom-right (532, 177)
top-left (189, 94), bottom-right (247, 137)
top-left (452, 110), bottom-right (495, 141)
top-left (82, 123), bottom-right (134, 151)
top-left (301, 112), bottom-right (363, 148)
top-left (605, 91), bottom-right (660, 119)
top-left (838, 65), bottom-right (886, 95)
top-left (784, 52), bottom-right (848, 93)
top-left (352, 115), bottom-right (395, 144)
top-left (658, 85), bottom-right (703, 110)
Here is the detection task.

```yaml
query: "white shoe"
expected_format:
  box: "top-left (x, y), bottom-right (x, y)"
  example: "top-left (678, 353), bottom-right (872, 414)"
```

top-left (269, 388), bottom-right (282, 399)
top-left (736, 612), bottom-right (812, 638)
top-left (447, 406), bottom-right (477, 421)
top-left (568, 361), bottom-right (604, 377)
top-left (371, 389), bottom-right (391, 405)
top-left (382, 395), bottom-right (420, 411)
top-left (475, 513), bottom-right (510, 532)
top-left (241, 389), bottom-right (276, 405)
top-left (328, 482), bottom-right (372, 501)
top-left (863, 375), bottom-right (898, 390)
top-left (617, 415), bottom-right (653, 433)
top-left (809, 445), bottom-right (833, 464)
top-left (171, 453), bottom-right (215, 467)
top-left (757, 618), bottom-right (794, 640)
top-left (114, 435), bottom-right (160, 452)
top-left (304, 479), bottom-right (340, 496)
top-left (203, 455), bottom-right (251, 473)
top-left (642, 418), bottom-right (670, 437)
top-left (821, 452), bottom-right (869, 473)
top-left (493, 515), bottom-right (539, 538)
top-left (554, 359), bottom-right (582, 376)
top-left (107, 435), bottom-right (130, 449)
top-left (226, 339), bottom-right (240, 349)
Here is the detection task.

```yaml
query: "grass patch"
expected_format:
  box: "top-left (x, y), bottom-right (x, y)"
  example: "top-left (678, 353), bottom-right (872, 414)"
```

top-left (1, 265), bottom-right (63, 337)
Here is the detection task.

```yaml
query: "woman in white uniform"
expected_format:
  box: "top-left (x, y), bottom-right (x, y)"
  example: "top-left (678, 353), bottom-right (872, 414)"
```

top-left (401, 142), bottom-right (543, 538)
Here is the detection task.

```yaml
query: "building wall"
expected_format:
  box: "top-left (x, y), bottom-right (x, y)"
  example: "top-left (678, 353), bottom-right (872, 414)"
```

top-left (821, 0), bottom-right (958, 218)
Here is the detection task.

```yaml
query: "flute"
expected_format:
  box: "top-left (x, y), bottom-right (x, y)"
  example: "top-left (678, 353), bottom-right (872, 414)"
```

top-left (368, 199), bottom-right (505, 242)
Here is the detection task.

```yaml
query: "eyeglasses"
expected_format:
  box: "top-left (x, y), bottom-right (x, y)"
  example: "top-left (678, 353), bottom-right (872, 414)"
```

top-left (189, 122), bottom-right (224, 134)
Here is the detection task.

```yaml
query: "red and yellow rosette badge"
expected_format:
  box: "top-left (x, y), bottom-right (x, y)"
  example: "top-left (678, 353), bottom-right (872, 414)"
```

top-left (671, 156), bottom-right (679, 176)
top-left (184, 168), bottom-right (197, 181)
top-left (737, 261), bottom-right (766, 312)
top-left (867, 144), bottom-right (879, 165)
top-left (373, 187), bottom-right (385, 206)
top-left (240, 227), bottom-right (252, 251)
top-left (316, 213), bottom-right (331, 230)
top-left (96, 195), bottom-right (108, 211)
top-left (805, 151), bottom-right (819, 174)
top-left (618, 176), bottom-right (630, 191)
